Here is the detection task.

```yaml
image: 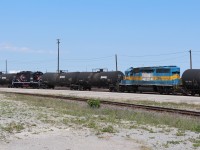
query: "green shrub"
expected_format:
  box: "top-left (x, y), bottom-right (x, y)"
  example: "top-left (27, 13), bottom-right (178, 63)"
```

top-left (3, 122), bottom-right (25, 133)
top-left (87, 99), bottom-right (100, 108)
top-left (101, 125), bottom-right (115, 133)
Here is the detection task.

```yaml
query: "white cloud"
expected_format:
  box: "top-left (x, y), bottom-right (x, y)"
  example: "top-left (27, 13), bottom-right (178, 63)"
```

top-left (9, 70), bottom-right (21, 73)
top-left (0, 43), bottom-right (31, 52)
top-left (0, 43), bottom-right (55, 54)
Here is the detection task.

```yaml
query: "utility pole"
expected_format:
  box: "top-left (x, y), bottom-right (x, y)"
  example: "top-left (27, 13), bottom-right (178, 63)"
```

top-left (57, 39), bottom-right (60, 73)
top-left (189, 50), bottom-right (192, 69)
top-left (6, 60), bottom-right (7, 74)
top-left (115, 54), bottom-right (118, 71)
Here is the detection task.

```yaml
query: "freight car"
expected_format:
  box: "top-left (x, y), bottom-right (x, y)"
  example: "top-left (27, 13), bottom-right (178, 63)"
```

top-left (41, 70), bottom-right (124, 91)
top-left (90, 70), bottom-right (124, 91)
top-left (41, 72), bottom-right (92, 90)
top-left (12, 71), bottom-right (43, 88)
top-left (119, 66), bottom-right (181, 94)
top-left (41, 72), bottom-right (59, 89)
top-left (182, 69), bottom-right (200, 96)
top-left (0, 72), bottom-right (16, 87)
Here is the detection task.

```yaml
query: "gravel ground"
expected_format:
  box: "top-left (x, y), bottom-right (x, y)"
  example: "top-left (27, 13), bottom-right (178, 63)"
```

top-left (0, 94), bottom-right (142, 150)
top-left (0, 91), bottom-right (200, 150)
top-left (0, 88), bottom-right (200, 104)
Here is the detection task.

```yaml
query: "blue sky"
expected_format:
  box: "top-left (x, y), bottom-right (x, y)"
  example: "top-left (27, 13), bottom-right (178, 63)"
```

top-left (0, 0), bottom-right (200, 74)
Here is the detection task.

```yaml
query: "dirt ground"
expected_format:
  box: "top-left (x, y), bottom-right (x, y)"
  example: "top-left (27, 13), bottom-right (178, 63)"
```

top-left (0, 93), bottom-right (144, 150)
top-left (1, 91), bottom-right (200, 150)
top-left (1, 128), bottom-right (142, 150)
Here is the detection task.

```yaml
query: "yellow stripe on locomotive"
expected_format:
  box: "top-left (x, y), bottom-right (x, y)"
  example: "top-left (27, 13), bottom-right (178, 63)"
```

top-left (124, 74), bottom-right (180, 81)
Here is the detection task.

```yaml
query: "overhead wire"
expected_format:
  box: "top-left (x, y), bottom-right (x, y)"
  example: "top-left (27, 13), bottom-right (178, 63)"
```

top-left (61, 55), bottom-right (113, 62)
top-left (0, 50), bottom-right (197, 71)
top-left (119, 51), bottom-right (188, 58)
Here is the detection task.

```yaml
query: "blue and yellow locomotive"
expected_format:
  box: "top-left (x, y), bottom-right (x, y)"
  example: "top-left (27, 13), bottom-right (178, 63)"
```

top-left (119, 66), bottom-right (181, 94)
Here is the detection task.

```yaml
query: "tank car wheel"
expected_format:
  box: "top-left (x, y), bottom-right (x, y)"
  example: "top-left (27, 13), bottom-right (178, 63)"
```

top-left (120, 89), bottom-right (124, 93)
top-left (191, 92), bottom-right (195, 96)
top-left (133, 89), bottom-right (137, 93)
top-left (78, 86), bottom-right (83, 91)
top-left (119, 86), bottom-right (124, 92)
top-left (172, 91), bottom-right (177, 95)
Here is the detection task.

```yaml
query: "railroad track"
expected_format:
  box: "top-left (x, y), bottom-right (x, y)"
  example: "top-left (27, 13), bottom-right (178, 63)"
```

top-left (5, 92), bottom-right (200, 117)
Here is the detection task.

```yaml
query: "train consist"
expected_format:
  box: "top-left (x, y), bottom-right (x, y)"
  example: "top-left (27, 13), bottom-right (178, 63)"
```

top-left (0, 66), bottom-right (200, 96)
top-left (0, 69), bottom-right (124, 91)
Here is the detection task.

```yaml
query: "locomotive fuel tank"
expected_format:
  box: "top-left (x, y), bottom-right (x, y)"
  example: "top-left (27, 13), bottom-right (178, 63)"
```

top-left (182, 69), bottom-right (200, 95)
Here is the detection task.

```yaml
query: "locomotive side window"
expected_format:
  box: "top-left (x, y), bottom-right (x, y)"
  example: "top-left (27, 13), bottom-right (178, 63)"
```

top-left (172, 71), bottom-right (180, 75)
top-left (141, 69), bottom-right (153, 73)
top-left (133, 69), bottom-right (139, 73)
top-left (156, 69), bottom-right (170, 73)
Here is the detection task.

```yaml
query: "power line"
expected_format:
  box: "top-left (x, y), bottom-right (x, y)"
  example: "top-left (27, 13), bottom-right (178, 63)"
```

top-left (119, 51), bottom-right (188, 58)
top-left (119, 54), bottom-right (188, 63)
top-left (62, 55), bottom-right (113, 61)
top-left (0, 56), bottom-right (113, 64)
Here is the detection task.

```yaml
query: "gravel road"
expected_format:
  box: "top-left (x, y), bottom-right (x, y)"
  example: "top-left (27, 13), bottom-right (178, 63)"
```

top-left (0, 88), bottom-right (200, 104)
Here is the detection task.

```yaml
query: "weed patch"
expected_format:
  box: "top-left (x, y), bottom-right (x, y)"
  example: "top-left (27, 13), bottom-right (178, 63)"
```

top-left (3, 93), bottom-right (200, 133)
top-left (2, 122), bottom-right (25, 133)
top-left (87, 99), bottom-right (100, 108)
top-left (101, 125), bottom-right (115, 133)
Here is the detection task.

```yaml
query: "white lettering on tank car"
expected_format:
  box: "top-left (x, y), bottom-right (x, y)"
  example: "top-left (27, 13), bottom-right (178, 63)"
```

top-left (101, 76), bottom-right (107, 79)
top-left (2, 77), bottom-right (6, 79)
top-left (60, 76), bottom-right (65, 79)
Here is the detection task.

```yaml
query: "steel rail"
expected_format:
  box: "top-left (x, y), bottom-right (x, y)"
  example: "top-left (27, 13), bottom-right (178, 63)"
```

top-left (5, 92), bottom-right (200, 117)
